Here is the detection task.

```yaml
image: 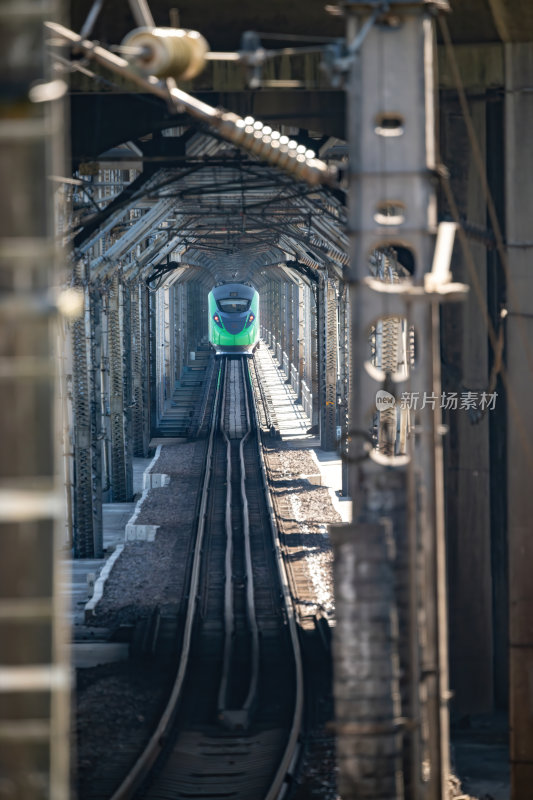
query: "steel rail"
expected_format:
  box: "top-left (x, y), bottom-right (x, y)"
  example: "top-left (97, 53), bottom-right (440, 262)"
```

top-left (109, 353), bottom-right (303, 798)
top-left (109, 358), bottom-right (224, 800)
top-left (217, 361), bottom-right (235, 715)
top-left (217, 358), bottom-right (260, 725)
top-left (249, 356), bottom-right (305, 800)
top-left (240, 358), bottom-right (260, 715)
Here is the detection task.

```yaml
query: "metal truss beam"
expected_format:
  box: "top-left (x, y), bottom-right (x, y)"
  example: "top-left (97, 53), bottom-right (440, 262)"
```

top-left (74, 168), bottom-right (160, 249)
top-left (90, 198), bottom-right (176, 277)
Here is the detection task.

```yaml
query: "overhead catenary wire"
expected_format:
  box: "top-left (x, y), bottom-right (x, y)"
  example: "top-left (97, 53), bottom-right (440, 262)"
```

top-left (45, 22), bottom-right (338, 189)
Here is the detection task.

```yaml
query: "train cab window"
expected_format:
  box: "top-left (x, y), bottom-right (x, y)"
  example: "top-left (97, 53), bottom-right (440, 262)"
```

top-left (217, 298), bottom-right (251, 313)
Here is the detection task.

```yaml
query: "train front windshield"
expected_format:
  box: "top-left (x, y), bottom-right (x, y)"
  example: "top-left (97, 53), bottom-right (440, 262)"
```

top-left (217, 297), bottom-right (251, 313)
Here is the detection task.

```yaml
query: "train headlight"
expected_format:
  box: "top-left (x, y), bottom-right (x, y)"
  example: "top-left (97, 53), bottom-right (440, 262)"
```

top-left (213, 314), bottom-right (223, 328)
top-left (245, 313), bottom-right (255, 328)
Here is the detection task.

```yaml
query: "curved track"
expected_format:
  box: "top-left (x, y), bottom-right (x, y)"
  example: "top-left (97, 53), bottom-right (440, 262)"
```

top-left (111, 356), bottom-right (303, 800)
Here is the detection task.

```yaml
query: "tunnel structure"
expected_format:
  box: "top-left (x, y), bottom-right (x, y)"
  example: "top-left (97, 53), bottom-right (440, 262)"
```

top-left (65, 129), bottom-right (350, 560)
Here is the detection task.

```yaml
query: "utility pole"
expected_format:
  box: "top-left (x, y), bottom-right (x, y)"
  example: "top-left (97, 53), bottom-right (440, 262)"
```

top-left (0, 2), bottom-right (70, 798)
top-left (332, 1), bottom-right (466, 798)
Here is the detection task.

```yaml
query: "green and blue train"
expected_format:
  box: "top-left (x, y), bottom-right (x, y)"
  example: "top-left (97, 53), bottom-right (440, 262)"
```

top-left (208, 283), bottom-right (259, 356)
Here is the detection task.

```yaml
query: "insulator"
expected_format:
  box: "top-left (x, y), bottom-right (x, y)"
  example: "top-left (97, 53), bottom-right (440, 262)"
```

top-left (121, 27), bottom-right (209, 80)
top-left (213, 111), bottom-right (337, 187)
top-left (244, 116), bottom-right (254, 125)
top-left (305, 149), bottom-right (316, 159)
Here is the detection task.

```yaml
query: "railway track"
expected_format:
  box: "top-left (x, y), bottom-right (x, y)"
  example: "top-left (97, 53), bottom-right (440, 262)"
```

top-left (111, 355), bottom-right (303, 800)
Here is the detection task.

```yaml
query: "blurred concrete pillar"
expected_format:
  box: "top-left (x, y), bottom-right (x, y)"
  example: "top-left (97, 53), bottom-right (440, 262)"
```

top-left (504, 41), bottom-right (533, 800)
top-left (337, 2), bottom-right (453, 798)
top-left (0, 2), bottom-right (70, 797)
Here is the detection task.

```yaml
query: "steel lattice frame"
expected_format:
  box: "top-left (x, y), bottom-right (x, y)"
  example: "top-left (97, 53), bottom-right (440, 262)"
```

top-left (319, 276), bottom-right (339, 451)
top-left (122, 282), bottom-right (134, 497)
top-left (311, 283), bottom-right (320, 427)
top-left (71, 283), bottom-right (104, 557)
top-left (338, 281), bottom-right (350, 495)
top-left (130, 282), bottom-right (148, 456)
top-left (107, 274), bottom-right (132, 501)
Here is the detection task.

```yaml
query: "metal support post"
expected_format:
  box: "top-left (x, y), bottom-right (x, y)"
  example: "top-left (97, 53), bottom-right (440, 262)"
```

top-left (311, 284), bottom-right (320, 427)
top-left (298, 279), bottom-right (306, 390)
top-left (319, 275), bottom-right (338, 451)
top-left (99, 293), bottom-right (112, 502)
top-left (333, 2), bottom-right (456, 799)
top-left (59, 321), bottom-right (75, 549)
top-left (269, 280), bottom-right (274, 351)
top-left (149, 288), bottom-right (158, 438)
top-left (288, 280), bottom-right (295, 376)
top-left (261, 279), bottom-right (268, 343)
top-left (274, 279), bottom-right (282, 362)
top-left (72, 281), bottom-right (103, 556)
top-left (269, 278), bottom-right (275, 348)
top-left (130, 283), bottom-right (146, 456)
top-left (122, 283), bottom-right (134, 497)
top-left (338, 281), bottom-right (351, 496)
top-left (168, 283), bottom-right (177, 389)
top-left (172, 282), bottom-right (182, 382)
top-left (301, 281), bottom-right (315, 422)
top-left (155, 286), bottom-right (166, 426)
top-left (181, 282), bottom-right (189, 366)
top-left (90, 288), bottom-right (106, 538)
top-left (192, 281), bottom-right (202, 349)
top-left (107, 274), bottom-right (132, 501)
top-left (280, 281), bottom-right (288, 373)
top-left (140, 283), bottom-right (151, 454)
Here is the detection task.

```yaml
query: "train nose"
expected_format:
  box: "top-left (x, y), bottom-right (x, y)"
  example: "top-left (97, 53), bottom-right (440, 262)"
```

top-left (221, 315), bottom-right (247, 334)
